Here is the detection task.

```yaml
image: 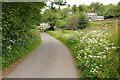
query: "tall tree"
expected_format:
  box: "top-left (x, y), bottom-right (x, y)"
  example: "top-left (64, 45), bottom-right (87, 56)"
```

top-left (104, 4), bottom-right (119, 18)
top-left (72, 5), bottom-right (77, 13)
top-left (46, 0), bottom-right (66, 10)
top-left (90, 2), bottom-right (105, 15)
top-left (66, 15), bottom-right (79, 30)
top-left (78, 5), bottom-right (84, 12)
top-left (43, 9), bottom-right (57, 27)
top-left (78, 12), bottom-right (89, 28)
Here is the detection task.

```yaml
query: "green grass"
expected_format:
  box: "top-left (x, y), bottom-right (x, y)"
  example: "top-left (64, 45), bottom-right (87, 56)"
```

top-left (2, 29), bottom-right (41, 71)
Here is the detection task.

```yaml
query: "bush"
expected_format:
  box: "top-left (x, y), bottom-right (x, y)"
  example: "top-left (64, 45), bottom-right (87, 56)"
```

top-left (2, 29), bottom-right (41, 70)
top-left (56, 20), bottom-right (67, 28)
top-left (78, 12), bottom-right (89, 29)
top-left (65, 12), bottom-right (89, 30)
top-left (66, 15), bottom-right (79, 30)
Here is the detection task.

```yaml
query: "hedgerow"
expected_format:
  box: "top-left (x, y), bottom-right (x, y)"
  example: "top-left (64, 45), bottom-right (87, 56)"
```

top-left (2, 2), bottom-right (45, 70)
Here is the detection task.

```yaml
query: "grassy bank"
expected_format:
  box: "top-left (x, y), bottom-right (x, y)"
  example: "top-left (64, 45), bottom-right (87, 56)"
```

top-left (2, 29), bottom-right (41, 71)
top-left (47, 19), bottom-right (119, 78)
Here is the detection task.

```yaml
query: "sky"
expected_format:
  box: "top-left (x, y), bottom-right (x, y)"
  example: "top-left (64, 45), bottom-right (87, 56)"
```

top-left (43, 0), bottom-right (120, 12)
top-left (66, 0), bottom-right (120, 6)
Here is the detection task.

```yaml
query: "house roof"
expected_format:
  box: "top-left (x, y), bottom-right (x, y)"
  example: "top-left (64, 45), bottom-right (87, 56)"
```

top-left (67, 12), bottom-right (73, 15)
top-left (97, 16), bottom-right (104, 18)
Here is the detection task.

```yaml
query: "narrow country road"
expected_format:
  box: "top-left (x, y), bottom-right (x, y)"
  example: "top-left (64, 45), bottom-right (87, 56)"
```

top-left (5, 32), bottom-right (80, 78)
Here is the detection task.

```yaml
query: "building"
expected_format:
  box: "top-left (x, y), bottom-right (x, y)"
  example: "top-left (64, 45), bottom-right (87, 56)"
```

top-left (86, 13), bottom-right (104, 21)
top-left (38, 23), bottom-right (50, 29)
top-left (67, 12), bottom-right (74, 16)
top-left (86, 13), bottom-right (97, 21)
top-left (96, 16), bottom-right (104, 20)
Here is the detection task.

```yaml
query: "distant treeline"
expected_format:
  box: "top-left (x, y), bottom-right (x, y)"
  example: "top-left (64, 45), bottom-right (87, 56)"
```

top-left (41, 2), bottom-right (119, 30)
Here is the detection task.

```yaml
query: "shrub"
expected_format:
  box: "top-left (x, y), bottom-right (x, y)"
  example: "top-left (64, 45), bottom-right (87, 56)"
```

top-left (66, 15), bottom-right (79, 30)
top-left (56, 20), bottom-right (67, 28)
top-left (78, 12), bottom-right (89, 29)
top-left (2, 29), bottom-right (41, 70)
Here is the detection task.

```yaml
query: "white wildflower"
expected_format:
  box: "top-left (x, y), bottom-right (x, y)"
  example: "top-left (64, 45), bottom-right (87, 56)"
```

top-left (103, 55), bottom-right (106, 58)
top-left (7, 45), bottom-right (12, 50)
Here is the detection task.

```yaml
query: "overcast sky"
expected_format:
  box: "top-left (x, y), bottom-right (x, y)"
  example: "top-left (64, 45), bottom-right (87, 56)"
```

top-left (43, 0), bottom-right (119, 11)
top-left (66, 0), bottom-right (119, 6)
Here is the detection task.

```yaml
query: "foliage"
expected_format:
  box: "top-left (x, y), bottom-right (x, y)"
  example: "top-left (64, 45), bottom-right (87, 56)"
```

top-left (2, 29), bottom-right (41, 69)
top-left (78, 2), bottom-right (119, 18)
top-left (42, 2), bottom-right (119, 30)
top-left (43, 9), bottom-right (89, 30)
top-left (66, 15), bottom-right (79, 30)
top-left (43, 9), bottom-right (57, 27)
top-left (104, 4), bottom-right (119, 18)
top-left (47, 19), bottom-right (119, 78)
top-left (77, 12), bottom-right (89, 29)
top-left (56, 20), bottom-right (67, 28)
top-left (42, 0), bottom-right (67, 27)
top-left (56, 8), bottom-right (70, 19)
top-left (46, 0), bottom-right (67, 10)
top-left (89, 2), bottom-right (105, 15)
top-left (42, 8), bottom-right (70, 29)
top-left (2, 2), bottom-right (45, 70)
top-left (78, 5), bottom-right (85, 12)
top-left (71, 5), bottom-right (77, 13)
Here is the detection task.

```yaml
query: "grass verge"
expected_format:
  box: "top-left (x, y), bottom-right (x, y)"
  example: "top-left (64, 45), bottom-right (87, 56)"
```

top-left (46, 19), bottom-right (119, 78)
